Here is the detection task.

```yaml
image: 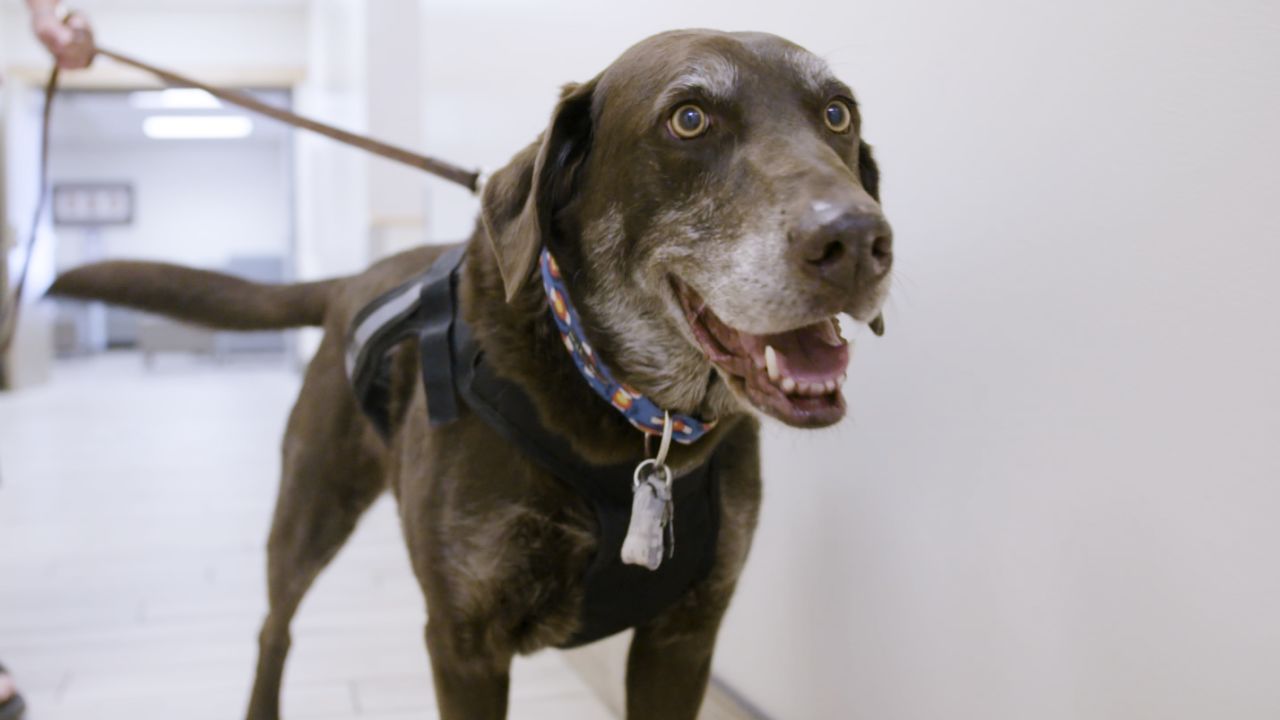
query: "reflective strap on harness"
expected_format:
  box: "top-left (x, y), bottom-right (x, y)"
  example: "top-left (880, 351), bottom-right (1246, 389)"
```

top-left (345, 244), bottom-right (467, 436)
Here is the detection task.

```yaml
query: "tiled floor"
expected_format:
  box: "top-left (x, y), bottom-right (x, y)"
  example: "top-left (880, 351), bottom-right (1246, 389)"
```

top-left (0, 352), bottom-right (616, 719)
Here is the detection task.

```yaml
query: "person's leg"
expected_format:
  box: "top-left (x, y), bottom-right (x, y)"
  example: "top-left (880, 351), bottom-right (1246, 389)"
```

top-left (0, 663), bottom-right (26, 720)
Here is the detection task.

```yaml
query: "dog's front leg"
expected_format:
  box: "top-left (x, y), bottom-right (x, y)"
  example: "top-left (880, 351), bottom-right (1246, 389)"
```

top-left (624, 604), bottom-right (727, 720)
top-left (425, 620), bottom-right (513, 719)
top-left (627, 420), bottom-right (760, 719)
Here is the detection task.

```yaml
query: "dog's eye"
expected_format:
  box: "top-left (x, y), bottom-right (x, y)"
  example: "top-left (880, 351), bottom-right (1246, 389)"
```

top-left (669, 104), bottom-right (709, 139)
top-left (824, 99), bottom-right (853, 134)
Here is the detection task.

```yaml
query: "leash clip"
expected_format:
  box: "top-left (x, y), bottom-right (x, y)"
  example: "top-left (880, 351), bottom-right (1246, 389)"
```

top-left (621, 412), bottom-right (676, 570)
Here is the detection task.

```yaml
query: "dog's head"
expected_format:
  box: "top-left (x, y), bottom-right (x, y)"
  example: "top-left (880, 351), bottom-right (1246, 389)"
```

top-left (482, 29), bottom-right (892, 429)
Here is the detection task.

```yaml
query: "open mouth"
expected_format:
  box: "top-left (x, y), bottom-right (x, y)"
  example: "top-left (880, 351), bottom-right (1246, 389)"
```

top-left (673, 279), bottom-right (850, 427)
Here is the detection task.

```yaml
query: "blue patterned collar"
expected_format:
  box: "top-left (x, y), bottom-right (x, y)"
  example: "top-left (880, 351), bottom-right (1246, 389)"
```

top-left (539, 249), bottom-right (716, 444)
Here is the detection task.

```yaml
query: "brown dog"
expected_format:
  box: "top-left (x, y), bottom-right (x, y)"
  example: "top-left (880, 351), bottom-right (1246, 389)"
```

top-left (50, 29), bottom-right (892, 720)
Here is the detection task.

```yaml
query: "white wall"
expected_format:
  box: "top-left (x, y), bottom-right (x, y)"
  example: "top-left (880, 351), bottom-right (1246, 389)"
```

top-left (48, 141), bottom-right (291, 269)
top-left (418, 1), bottom-right (1280, 718)
top-left (293, 0), bottom-right (368, 290)
top-left (366, 0), bottom-right (428, 257)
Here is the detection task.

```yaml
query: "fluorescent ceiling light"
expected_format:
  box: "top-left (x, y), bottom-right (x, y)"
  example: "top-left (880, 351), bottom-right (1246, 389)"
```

top-left (143, 115), bottom-right (253, 139)
top-left (130, 88), bottom-right (222, 110)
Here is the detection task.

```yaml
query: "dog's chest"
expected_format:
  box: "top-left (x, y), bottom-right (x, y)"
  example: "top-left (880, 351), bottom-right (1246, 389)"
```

top-left (402, 410), bottom-right (724, 650)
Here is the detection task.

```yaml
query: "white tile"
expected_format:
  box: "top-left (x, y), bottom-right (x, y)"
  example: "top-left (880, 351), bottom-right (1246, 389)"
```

top-left (510, 693), bottom-right (616, 720)
top-left (351, 674), bottom-right (435, 715)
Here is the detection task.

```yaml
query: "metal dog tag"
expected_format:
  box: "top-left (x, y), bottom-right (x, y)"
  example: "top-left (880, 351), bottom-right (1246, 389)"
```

top-left (621, 461), bottom-right (673, 571)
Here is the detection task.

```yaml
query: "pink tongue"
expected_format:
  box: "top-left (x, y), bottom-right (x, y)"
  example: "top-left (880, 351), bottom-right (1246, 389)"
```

top-left (741, 320), bottom-right (850, 382)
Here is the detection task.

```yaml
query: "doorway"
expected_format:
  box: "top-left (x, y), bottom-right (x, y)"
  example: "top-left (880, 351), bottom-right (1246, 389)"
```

top-left (42, 86), bottom-right (296, 366)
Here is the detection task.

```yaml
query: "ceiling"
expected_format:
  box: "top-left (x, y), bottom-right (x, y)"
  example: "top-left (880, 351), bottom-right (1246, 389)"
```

top-left (50, 89), bottom-right (294, 145)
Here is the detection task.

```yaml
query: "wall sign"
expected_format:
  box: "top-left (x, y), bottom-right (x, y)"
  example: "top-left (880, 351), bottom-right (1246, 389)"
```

top-left (52, 183), bottom-right (134, 226)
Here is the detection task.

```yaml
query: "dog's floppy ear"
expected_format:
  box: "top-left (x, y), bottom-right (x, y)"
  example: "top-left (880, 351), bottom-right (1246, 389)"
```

top-left (480, 79), bottom-right (597, 302)
top-left (857, 140), bottom-right (880, 202)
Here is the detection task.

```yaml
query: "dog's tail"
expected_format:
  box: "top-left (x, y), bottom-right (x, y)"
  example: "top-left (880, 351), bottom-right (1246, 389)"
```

top-left (48, 261), bottom-right (337, 329)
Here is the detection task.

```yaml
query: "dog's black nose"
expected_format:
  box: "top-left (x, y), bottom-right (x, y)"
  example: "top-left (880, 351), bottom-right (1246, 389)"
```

top-left (791, 206), bottom-right (893, 283)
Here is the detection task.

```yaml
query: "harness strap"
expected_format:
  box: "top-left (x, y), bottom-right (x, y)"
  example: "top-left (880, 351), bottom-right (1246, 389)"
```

top-left (346, 244), bottom-right (467, 435)
top-left (416, 245), bottom-right (468, 426)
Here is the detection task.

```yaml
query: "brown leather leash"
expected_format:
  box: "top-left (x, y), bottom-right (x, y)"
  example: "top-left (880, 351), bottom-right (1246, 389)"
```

top-left (96, 48), bottom-right (483, 191)
top-left (0, 45), bottom-right (483, 386)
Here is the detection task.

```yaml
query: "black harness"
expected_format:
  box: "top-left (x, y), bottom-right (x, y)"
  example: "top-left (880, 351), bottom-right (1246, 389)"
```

top-left (346, 246), bottom-right (721, 647)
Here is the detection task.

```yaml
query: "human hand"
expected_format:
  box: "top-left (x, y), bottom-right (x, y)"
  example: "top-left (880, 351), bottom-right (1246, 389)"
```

top-left (32, 11), bottom-right (95, 69)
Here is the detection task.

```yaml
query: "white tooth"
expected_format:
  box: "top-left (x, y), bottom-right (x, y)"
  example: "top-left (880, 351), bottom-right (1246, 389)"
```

top-left (798, 381), bottom-right (812, 395)
top-left (765, 345), bottom-right (780, 382)
top-left (823, 317), bottom-right (845, 346)
top-left (825, 379), bottom-right (836, 393)
top-left (781, 376), bottom-right (796, 394)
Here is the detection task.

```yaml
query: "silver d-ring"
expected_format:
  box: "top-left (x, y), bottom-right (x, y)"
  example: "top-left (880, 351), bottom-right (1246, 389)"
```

top-left (633, 458), bottom-right (673, 489)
